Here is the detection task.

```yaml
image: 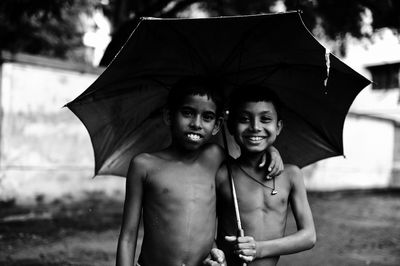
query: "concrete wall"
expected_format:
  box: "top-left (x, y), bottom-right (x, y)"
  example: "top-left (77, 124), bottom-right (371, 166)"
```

top-left (390, 125), bottom-right (400, 186)
top-left (0, 53), bottom-right (125, 204)
top-left (304, 114), bottom-right (396, 190)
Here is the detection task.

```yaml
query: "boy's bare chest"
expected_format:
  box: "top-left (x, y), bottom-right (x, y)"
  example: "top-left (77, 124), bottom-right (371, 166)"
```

top-left (234, 171), bottom-right (291, 213)
top-left (145, 163), bottom-right (216, 199)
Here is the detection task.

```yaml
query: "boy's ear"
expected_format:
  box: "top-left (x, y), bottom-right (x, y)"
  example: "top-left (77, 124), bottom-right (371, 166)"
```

top-left (277, 120), bottom-right (283, 136)
top-left (163, 108), bottom-right (171, 126)
top-left (212, 117), bottom-right (223, 136)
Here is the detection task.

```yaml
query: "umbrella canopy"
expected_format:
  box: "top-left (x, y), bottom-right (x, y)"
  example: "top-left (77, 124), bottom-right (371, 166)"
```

top-left (66, 11), bottom-right (370, 177)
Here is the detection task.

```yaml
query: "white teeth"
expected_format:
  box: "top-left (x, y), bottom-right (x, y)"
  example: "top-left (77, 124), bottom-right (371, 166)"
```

top-left (187, 134), bottom-right (201, 140)
top-left (249, 136), bottom-right (264, 141)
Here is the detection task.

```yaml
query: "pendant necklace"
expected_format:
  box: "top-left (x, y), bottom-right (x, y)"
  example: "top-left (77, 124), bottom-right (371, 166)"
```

top-left (237, 164), bottom-right (277, 195)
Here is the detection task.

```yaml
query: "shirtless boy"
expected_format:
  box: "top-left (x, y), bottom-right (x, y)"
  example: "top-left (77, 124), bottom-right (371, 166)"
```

top-left (116, 78), bottom-right (283, 266)
top-left (216, 86), bottom-right (316, 266)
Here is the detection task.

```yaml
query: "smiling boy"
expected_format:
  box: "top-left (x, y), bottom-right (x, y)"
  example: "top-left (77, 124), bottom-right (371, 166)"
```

top-left (116, 77), bottom-right (226, 266)
top-left (216, 86), bottom-right (316, 266)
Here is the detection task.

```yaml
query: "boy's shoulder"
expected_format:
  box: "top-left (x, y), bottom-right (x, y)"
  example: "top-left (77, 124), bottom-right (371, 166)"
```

top-left (130, 152), bottom-right (162, 168)
top-left (198, 143), bottom-right (225, 164)
top-left (201, 143), bottom-right (225, 156)
top-left (283, 164), bottom-right (301, 175)
top-left (282, 164), bottom-right (303, 186)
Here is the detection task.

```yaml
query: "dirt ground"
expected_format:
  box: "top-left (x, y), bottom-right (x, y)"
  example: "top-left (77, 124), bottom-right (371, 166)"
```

top-left (1, 190), bottom-right (399, 266)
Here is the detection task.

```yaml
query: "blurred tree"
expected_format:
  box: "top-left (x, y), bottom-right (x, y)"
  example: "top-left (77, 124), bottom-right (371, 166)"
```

top-left (100, 0), bottom-right (400, 66)
top-left (1, 1), bottom-right (398, 63)
top-left (0, 0), bottom-right (102, 62)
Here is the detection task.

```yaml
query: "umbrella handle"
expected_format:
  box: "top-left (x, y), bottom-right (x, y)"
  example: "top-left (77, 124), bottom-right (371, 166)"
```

top-left (221, 122), bottom-right (244, 230)
top-left (221, 121), bottom-right (247, 266)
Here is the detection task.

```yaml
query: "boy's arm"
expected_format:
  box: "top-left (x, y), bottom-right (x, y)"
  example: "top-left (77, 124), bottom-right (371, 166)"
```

top-left (227, 166), bottom-right (316, 262)
top-left (202, 164), bottom-right (229, 266)
top-left (261, 146), bottom-right (284, 178)
top-left (116, 155), bottom-right (147, 266)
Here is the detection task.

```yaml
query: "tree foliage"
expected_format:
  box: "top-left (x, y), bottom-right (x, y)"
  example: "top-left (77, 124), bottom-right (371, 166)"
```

top-left (0, 0), bottom-right (398, 63)
top-left (99, 0), bottom-right (400, 66)
top-left (0, 0), bottom-right (100, 61)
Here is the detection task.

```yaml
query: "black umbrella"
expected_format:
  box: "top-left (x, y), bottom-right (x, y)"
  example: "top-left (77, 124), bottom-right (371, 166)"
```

top-left (67, 11), bottom-right (370, 177)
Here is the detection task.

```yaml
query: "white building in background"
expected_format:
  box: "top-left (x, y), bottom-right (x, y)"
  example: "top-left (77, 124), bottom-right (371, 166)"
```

top-left (304, 29), bottom-right (400, 190)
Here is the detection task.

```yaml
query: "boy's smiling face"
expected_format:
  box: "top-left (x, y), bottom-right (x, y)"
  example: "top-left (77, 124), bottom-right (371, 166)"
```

top-left (233, 101), bottom-right (282, 154)
top-left (169, 94), bottom-right (221, 151)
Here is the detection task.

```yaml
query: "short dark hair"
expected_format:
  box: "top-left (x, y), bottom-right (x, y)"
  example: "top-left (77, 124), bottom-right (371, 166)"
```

top-left (167, 76), bottom-right (224, 117)
top-left (227, 85), bottom-right (283, 131)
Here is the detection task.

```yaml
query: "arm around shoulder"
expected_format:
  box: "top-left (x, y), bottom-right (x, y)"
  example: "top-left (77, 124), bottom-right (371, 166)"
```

top-left (116, 154), bottom-right (149, 266)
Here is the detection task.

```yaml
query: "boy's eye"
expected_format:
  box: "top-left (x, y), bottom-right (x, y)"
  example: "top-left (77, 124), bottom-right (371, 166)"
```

top-left (260, 116), bottom-right (272, 123)
top-left (180, 109), bottom-right (194, 117)
top-left (202, 112), bottom-right (216, 122)
top-left (237, 115), bottom-right (250, 123)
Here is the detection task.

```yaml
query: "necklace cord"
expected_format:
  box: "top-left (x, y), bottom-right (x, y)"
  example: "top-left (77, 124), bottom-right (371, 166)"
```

top-left (237, 164), bottom-right (276, 192)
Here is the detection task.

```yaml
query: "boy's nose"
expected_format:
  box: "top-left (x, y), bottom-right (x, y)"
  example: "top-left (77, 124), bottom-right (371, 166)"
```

top-left (189, 115), bottom-right (202, 129)
top-left (250, 119), bottom-right (261, 131)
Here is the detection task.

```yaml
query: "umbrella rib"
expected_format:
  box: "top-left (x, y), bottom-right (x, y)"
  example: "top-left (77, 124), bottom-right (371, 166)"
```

top-left (166, 23), bottom-right (209, 75)
top-left (219, 21), bottom-right (264, 77)
top-left (68, 76), bottom-right (171, 106)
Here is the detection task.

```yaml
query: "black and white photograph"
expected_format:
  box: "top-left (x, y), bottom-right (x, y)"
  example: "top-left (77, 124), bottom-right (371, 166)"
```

top-left (0, 1), bottom-right (399, 266)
